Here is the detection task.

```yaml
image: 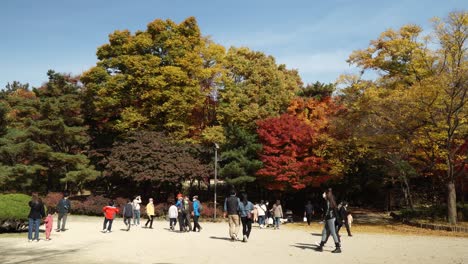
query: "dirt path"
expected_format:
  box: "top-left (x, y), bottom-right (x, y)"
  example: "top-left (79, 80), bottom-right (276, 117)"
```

top-left (0, 215), bottom-right (467, 264)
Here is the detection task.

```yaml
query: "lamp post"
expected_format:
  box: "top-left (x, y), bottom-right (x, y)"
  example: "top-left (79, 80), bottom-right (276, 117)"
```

top-left (214, 143), bottom-right (219, 219)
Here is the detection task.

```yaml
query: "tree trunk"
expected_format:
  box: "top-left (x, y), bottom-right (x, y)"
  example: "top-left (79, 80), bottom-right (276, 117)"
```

top-left (403, 176), bottom-right (414, 210)
top-left (461, 177), bottom-right (465, 206)
top-left (447, 181), bottom-right (457, 225)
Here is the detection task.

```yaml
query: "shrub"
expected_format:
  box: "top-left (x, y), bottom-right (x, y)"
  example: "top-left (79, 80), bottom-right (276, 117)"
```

top-left (0, 193), bottom-right (31, 232)
top-left (154, 203), bottom-right (168, 217)
top-left (43, 192), bottom-right (63, 210)
top-left (200, 202), bottom-right (223, 219)
top-left (71, 195), bottom-right (111, 216)
top-left (400, 205), bottom-right (449, 221)
top-left (0, 193), bottom-right (31, 220)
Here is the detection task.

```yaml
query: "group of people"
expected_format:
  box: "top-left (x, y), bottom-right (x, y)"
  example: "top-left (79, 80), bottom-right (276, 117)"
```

top-left (314, 188), bottom-right (353, 253)
top-left (102, 196), bottom-right (153, 233)
top-left (101, 193), bottom-right (203, 233)
top-left (27, 189), bottom-right (352, 254)
top-left (223, 190), bottom-right (285, 243)
top-left (169, 194), bottom-right (202, 232)
top-left (27, 192), bottom-right (71, 242)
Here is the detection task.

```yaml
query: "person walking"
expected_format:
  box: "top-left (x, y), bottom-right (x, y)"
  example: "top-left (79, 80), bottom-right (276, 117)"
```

top-left (123, 199), bottom-right (134, 231)
top-left (304, 200), bottom-right (314, 226)
top-left (144, 198), bottom-right (155, 229)
top-left (56, 192), bottom-right (71, 232)
top-left (252, 202), bottom-right (258, 224)
top-left (315, 189), bottom-right (341, 253)
top-left (168, 201), bottom-right (178, 231)
top-left (183, 196), bottom-right (192, 232)
top-left (224, 189), bottom-right (240, 241)
top-left (44, 208), bottom-right (55, 241)
top-left (176, 195), bottom-right (186, 232)
top-left (271, 200), bottom-right (283, 229)
top-left (239, 193), bottom-right (254, 242)
top-left (27, 194), bottom-right (45, 242)
top-left (102, 200), bottom-right (119, 233)
top-left (192, 195), bottom-right (202, 232)
top-left (132, 195), bottom-right (142, 226)
top-left (256, 201), bottom-right (266, 228)
top-left (336, 201), bottom-right (352, 237)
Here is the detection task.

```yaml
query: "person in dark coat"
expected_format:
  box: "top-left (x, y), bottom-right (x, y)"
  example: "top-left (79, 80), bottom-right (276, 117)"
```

top-left (315, 189), bottom-right (341, 253)
top-left (28, 194), bottom-right (46, 242)
top-left (336, 201), bottom-right (352, 237)
top-left (56, 192), bottom-right (71, 232)
top-left (304, 201), bottom-right (314, 226)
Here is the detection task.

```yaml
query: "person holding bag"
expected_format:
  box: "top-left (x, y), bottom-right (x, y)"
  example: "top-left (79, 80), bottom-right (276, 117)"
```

top-left (238, 193), bottom-right (254, 243)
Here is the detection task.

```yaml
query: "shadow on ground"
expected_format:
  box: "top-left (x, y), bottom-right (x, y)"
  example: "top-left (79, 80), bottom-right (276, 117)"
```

top-left (291, 243), bottom-right (317, 250)
top-left (0, 247), bottom-right (81, 264)
top-left (209, 236), bottom-right (232, 241)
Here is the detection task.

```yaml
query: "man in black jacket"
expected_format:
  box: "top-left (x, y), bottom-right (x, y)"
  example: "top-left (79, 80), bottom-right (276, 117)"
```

top-left (337, 201), bottom-right (352, 237)
top-left (304, 201), bottom-right (314, 226)
top-left (224, 189), bottom-right (240, 241)
top-left (56, 192), bottom-right (71, 232)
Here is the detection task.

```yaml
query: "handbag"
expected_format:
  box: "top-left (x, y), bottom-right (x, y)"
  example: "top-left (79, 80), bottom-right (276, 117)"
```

top-left (247, 211), bottom-right (252, 219)
top-left (303, 217), bottom-right (307, 222)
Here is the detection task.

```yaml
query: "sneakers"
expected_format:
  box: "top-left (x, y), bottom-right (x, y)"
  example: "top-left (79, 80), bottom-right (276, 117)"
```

top-left (28, 239), bottom-right (32, 242)
top-left (56, 229), bottom-right (61, 232)
top-left (242, 235), bottom-right (248, 242)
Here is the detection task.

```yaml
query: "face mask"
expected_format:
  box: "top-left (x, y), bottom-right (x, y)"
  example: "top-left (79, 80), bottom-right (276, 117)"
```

top-left (322, 193), bottom-right (326, 199)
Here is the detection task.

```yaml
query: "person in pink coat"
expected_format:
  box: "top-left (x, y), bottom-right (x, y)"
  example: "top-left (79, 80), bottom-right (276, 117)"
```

top-left (44, 208), bottom-right (55, 241)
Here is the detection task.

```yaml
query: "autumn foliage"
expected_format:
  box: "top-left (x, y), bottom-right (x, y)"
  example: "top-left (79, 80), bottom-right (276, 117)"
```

top-left (256, 114), bottom-right (330, 190)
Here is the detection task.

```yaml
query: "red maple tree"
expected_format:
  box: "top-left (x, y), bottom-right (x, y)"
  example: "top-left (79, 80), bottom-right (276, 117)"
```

top-left (256, 114), bottom-right (331, 190)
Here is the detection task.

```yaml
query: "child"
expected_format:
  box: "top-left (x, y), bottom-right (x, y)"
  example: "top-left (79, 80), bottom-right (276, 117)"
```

top-left (123, 199), bottom-right (134, 231)
top-left (168, 202), bottom-right (178, 231)
top-left (102, 200), bottom-right (119, 233)
top-left (44, 208), bottom-right (55, 241)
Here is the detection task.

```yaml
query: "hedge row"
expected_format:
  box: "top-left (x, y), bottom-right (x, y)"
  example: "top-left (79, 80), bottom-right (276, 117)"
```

top-left (399, 204), bottom-right (468, 221)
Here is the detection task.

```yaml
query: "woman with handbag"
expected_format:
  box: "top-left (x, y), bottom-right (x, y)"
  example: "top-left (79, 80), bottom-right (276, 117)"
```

top-left (238, 193), bottom-right (254, 242)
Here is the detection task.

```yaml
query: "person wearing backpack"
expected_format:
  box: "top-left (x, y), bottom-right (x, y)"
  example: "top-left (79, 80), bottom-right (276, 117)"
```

top-left (123, 199), bottom-right (134, 231)
top-left (192, 195), bottom-right (203, 232)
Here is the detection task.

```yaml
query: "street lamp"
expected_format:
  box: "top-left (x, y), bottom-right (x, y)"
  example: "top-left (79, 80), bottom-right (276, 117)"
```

top-left (214, 143), bottom-right (219, 219)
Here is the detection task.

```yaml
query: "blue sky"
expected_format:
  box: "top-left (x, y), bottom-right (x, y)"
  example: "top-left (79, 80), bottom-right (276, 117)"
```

top-left (0, 0), bottom-right (466, 88)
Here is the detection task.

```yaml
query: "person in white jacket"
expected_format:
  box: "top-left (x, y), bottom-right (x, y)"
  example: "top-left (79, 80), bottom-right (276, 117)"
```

top-left (132, 195), bottom-right (142, 226)
top-left (256, 200), bottom-right (267, 228)
top-left (168, 202), bottom-right (178, 231)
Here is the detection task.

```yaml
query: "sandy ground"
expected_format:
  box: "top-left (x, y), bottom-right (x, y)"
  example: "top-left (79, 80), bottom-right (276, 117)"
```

top-left (0, 215), bottom-right (467, 264)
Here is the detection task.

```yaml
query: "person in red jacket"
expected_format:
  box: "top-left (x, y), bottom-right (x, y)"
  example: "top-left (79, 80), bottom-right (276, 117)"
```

top-left (102, 200), bottom-right (119, 233)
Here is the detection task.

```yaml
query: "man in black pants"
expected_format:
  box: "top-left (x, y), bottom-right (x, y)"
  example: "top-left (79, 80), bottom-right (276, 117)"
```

top-left (304, 201), bottom-right (314, 226)
top-left (337, 202), bottom-right (352, 237)
top-left (192, 196), bottom-right (202, 232)
top-left (176, 196), bottom-right (186, 232)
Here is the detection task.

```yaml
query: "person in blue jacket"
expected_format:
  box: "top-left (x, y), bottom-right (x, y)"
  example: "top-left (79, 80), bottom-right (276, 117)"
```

top-left (192, 195), bottom-right (202, 232)
top-left (239, 193), bottom-right (254, 243)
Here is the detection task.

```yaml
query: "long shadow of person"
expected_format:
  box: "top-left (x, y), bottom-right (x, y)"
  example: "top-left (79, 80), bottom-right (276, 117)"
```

top-left (290, 243), bottom-right (316, 250)
top-left (209, 236), bottom-right (234, 241)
